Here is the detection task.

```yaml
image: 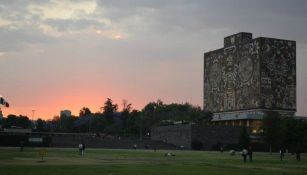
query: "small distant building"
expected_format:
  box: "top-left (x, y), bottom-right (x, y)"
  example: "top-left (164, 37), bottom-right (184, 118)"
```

top-left (204, 32), bottom-right (296, 132)
top-left (60, 110), bottom-right (72, 117)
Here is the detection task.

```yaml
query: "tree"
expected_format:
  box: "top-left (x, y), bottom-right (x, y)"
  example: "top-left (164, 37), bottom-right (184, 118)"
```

top-left (49, 116), bottom-right (60, 131)
top-left (126, 109), bottom-right (141, 135)
top-left (101, 98), bottom-right (118, 122)
top-left (122, 99), bottom-right (132, 113)
top-left (79, 107), bottom-right (92, 117)
top-left (262, 111), bottom-right (285, 153)
top-left (59, 115), bottom-right (77, 132)
top-left (283, 117), bottom-right (307, 152)
top-left (239, 127), bottom-right (250, 149)
top-left (142, 99), bottom-right (165, 128)
top-left (91, 113), bottom-right (106, 132)
top-left (2, 114), bottom-right (31, 129)
top-left (191, 109), bottom-right (213, 124)
top-left (121, 99), bottom-right (132, 135)
top-left (134, 110), bottom-right (145, 140)
top-left (36, 118), bottom-right (46, 131)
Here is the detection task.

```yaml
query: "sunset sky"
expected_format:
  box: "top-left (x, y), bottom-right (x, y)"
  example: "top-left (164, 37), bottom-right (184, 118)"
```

top-left (1, 0), bottom-right (307, 119)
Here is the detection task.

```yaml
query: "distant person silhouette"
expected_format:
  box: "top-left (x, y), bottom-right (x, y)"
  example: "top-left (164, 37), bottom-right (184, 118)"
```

top-left (280, 148), bottom-right (285, 161)
top-left (220, 146), bottom-right (224, 153)
top-left (82, 143), bottom-right (85, 156)
top-left (20, 141), bottom-right (24, 152)
top-left (242, 148), bottom-right (248, 163)
top-left (78, 143), bottom-right (83, 155)
top-left (296, 149), bottom-right (301, 161)
top-left (248, 147), bottom-right (253, 162)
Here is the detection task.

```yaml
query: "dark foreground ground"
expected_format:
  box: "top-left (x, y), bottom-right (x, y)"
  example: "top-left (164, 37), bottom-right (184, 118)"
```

top-left (0, 147), bottom-right (306, 175)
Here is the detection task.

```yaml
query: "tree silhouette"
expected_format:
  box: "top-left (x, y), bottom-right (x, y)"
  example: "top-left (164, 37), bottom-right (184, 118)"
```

top-left (101, 98), bottom-right (118, 123)
top-left (2, 114), bottom-right (31, 129)
top-left (121, 99), bottom-right (132, 135)
top-left (262, 111), bottom-right (285, 153)
top-left (79, 107), bottom-right (92, 117)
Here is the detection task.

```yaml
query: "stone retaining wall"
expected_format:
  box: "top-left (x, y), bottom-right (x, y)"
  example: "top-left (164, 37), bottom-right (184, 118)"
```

top-left (151, 124), bottom-right (243, 150)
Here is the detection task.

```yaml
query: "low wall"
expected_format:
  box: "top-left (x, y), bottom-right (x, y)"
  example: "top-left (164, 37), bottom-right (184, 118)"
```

top-left (0, 132), bottom-right (178, 150)
top-left (151, 124), bottom-right (191, 149)
top-left (151, 124), bottom-right (243, 150)
top-left (191, 125), bottom-right (243, 150)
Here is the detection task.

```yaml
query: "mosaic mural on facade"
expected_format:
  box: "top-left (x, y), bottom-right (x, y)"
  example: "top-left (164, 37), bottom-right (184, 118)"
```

top-left (260, 38), bottom-right (296, 110)
top-left (204, 33), bottom-right (296, 113)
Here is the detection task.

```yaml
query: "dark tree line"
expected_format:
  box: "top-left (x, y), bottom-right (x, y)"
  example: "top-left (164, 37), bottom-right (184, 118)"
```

top-left (262, 111), bottom-right (307, 152)
top-left (0, 98), bottom-right (212, 137)
top-left (0, 114), bottom-right (31, 129)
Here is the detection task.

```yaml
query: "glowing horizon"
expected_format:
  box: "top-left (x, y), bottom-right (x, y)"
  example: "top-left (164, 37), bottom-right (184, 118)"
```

top-left (2, 95), bottom-right (201, 120)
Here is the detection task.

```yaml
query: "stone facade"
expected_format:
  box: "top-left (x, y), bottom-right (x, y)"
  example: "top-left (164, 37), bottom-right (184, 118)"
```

top-left (204, 32), bottom-right (296, 121)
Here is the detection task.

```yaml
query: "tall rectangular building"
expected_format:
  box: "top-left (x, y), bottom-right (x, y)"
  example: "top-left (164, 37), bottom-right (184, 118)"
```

top-left (204, 32), bottom-right (296, 130)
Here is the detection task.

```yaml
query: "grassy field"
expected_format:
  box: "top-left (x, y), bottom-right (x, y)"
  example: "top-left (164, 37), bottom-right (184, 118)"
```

top-left (0, 147), bottom-right (306, 175)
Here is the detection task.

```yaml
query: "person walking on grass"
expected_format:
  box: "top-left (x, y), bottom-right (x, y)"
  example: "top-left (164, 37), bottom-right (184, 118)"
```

top-left (296, 149), bottom-right (301, 161)
top-left (81, 143), bottom-right (86, 156)
top-left (242, 148), bottom-right (248, 163)
top-left (247, 146), bottom-right (253, 162)
top-left (133, 144), bottom-right (137, 150)
top-left (78, 143), bottom-right (83, 155)
top-left (20, 141), bottom-right (24, 152)
top-left (280, 148), bottom-right (285, 161)
top-left (220, 145), bottom-right (224, 153)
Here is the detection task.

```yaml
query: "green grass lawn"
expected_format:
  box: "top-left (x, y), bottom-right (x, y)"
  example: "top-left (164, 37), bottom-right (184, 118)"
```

top-left (0, 147), bottom-right (306, 175)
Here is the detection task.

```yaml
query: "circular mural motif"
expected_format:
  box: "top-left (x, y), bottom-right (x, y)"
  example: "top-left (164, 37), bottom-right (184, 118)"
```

top-left (238, 56), bottom-right (254, 82)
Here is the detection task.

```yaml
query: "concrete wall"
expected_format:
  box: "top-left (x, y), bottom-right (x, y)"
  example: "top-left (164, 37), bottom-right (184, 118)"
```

top-left (151, 124), bottom-right (191, 149)
top-left (191, 125), bottom-right (243, 150)
top-left (151, 124), bottom-right (243, 150)
top-left (50, 136), bottom-right (177, 149)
